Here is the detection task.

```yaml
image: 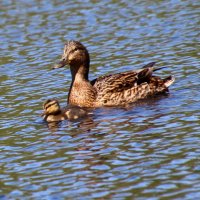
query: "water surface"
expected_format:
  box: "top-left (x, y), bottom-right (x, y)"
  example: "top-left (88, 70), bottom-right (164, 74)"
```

top-left (0, 0), bottom-right (200, 199)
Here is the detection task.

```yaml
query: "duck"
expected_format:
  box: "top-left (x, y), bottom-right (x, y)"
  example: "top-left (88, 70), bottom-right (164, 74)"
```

top-left (41, 99), bottom-right (88, 122)
top-left (53, 40), bottom-right (175, 107)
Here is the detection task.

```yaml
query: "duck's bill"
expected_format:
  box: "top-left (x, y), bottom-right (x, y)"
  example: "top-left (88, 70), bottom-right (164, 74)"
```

top-left (52, 61), bottom-right (66, 69)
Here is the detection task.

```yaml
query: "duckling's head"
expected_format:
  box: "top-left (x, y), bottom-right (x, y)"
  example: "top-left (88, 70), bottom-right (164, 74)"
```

top-left (42, 99), bottom-right (61, 116)
top-left (53, 40), bottom-right (90, 69)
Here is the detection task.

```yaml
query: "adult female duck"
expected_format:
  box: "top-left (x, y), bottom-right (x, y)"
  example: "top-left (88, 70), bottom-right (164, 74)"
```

top-left (53, 41), bottom-right (175, 107)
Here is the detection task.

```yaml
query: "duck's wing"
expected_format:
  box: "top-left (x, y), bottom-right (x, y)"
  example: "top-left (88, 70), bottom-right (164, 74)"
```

top-left (90, 62), bottom-right (156, 85)
top-left (91, 62), bottom-right (157, 93)
top-left (93, 72), bottom-right (138, 93)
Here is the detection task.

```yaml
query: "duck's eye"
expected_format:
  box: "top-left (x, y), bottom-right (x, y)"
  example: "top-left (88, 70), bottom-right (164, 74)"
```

top-left (74, 48), bottom-right (78, 52)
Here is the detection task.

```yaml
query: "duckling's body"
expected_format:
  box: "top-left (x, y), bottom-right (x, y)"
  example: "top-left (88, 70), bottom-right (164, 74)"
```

top-left (42, 99), bottom-right (87, 122)
top-left (53, 41), bottom-right (175, 107)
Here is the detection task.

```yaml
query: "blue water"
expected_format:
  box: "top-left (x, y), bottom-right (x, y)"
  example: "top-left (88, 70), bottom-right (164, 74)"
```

top-left (0, 0), bottom-right (200, 199)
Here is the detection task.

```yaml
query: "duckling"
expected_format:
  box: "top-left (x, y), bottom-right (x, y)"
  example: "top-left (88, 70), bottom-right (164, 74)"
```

top-left (53, 40), bottom-right (175, 107)
top-left (42, 99), bottom-right (88, 122)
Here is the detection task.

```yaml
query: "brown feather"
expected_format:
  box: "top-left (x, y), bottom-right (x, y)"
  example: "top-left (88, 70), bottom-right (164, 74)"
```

top-left (54, 41), bottom-right (175, 107)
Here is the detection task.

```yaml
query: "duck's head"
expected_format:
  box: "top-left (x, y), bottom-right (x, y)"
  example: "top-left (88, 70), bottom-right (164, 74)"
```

top-left (53, 40), bottom-right (90, 69)
top-left (42, 99), bottom-right (61, 116)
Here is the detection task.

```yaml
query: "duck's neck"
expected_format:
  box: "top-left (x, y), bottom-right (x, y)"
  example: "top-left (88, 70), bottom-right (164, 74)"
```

top-left (68, 63), bottom-right (90, 104)
top-left (70, 63), bottom-right (89, 83)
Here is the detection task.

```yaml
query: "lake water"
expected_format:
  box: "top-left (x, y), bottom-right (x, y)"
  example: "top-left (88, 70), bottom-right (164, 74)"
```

top-left (0, 0), bottom-right (200, 199)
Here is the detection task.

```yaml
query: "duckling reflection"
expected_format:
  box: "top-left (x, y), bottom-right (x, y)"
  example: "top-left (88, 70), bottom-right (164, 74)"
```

top-left (42, 99), bottom-right (88, 122)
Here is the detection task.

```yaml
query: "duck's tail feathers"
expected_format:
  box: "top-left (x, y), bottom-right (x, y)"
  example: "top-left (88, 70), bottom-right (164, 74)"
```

top-left (164, 75), bottom-right (175, 87)
top-left (153, 66), bottom-right (167, 72)
top-left (142, 62), bottom-right (166, 72)
top-left (142, 62), bottom-right (156, 69)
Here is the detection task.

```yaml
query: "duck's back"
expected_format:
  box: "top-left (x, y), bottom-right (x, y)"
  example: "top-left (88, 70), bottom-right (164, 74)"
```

top-left (91, 62), bottom-right (174, 106)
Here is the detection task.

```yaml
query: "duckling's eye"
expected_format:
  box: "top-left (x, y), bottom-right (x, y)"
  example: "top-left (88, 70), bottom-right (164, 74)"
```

top-left (73, 48), bottom-right (78, 52)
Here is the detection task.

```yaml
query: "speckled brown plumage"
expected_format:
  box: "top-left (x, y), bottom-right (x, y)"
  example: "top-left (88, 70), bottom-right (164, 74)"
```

top-left (53, 40), bottom-right (175, 107)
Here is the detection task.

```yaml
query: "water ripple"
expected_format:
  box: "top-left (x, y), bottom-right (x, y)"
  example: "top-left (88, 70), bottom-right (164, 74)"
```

top-left (1, 0), bottom-right (200, 199)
